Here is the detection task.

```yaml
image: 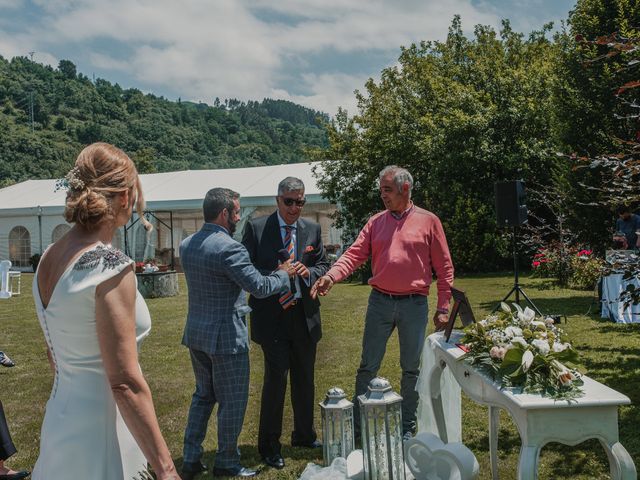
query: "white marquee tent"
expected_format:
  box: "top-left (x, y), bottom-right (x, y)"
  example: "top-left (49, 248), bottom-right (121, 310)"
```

top-left (0, 162), bottom-right (340, 271)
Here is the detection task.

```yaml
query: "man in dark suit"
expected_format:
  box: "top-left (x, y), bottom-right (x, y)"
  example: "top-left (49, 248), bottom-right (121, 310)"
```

top-left (181, 187), bottom-right (294, 479)
top-left (242, 177), bottom-right (329, 470)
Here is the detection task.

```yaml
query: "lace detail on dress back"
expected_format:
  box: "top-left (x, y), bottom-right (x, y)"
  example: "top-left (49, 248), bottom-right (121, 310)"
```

top-left (73, 244), bottom-right (131, 271)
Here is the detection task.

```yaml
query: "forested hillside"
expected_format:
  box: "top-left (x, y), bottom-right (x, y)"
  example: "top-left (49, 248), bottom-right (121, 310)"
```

top-left (0, 56), bottom-right (329, 184)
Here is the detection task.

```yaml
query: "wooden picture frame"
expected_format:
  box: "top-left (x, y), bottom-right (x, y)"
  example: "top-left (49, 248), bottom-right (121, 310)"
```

top-left (444, 287), bottom-right (476, 342)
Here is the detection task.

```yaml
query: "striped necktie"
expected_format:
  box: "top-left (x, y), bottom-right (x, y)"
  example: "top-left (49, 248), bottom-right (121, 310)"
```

top-left (279, 225), bottom-right (296, 309)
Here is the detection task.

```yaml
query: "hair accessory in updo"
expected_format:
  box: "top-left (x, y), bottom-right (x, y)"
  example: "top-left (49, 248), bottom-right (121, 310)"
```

top-left (55, 166), bottom-right (86, 192)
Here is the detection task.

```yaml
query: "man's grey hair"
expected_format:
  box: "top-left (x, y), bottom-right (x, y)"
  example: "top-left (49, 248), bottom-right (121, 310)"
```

top-left (203, 187), bottom-right (239, 222)
top-left (278, 177), bottom-right (305, 195)
top-left (379, 165), bottom-right (413, 194)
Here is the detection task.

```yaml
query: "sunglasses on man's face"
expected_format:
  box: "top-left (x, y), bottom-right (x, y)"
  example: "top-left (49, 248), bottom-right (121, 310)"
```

top-left (281, 197), bottom-right (306, 207)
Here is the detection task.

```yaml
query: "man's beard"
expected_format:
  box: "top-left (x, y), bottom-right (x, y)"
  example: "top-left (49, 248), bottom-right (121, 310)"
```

top-left (228, 218), bottom-right (237, 236)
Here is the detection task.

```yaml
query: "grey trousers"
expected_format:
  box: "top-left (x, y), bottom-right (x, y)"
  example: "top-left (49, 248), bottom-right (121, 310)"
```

top-left (352, 289), bottom-right (428, 435)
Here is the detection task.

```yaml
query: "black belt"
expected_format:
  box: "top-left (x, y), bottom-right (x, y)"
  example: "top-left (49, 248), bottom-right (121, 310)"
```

top-left (373, 289), bottom-right (424, 300)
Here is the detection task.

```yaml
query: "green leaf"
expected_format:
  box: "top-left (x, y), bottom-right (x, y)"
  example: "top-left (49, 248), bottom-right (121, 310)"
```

top-left (501, 347), bottom-right (524, 368)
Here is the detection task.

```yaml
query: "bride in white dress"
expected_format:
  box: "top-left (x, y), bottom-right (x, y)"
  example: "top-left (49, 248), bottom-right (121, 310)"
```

top-left (32, 143), bottom-right (179, 480)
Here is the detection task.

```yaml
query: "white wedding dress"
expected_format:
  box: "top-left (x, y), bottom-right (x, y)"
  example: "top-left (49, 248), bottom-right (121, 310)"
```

top-left (32, 244), bottom-right (151, 480)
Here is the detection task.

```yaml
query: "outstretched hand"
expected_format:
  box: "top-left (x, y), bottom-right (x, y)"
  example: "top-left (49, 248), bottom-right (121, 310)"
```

top-left (310, 275), bottom-right (334, 299)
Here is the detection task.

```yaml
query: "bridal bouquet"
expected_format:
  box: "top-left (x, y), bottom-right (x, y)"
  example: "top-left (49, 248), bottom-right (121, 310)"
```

top-left (460, 303), bottom-right (584, 399)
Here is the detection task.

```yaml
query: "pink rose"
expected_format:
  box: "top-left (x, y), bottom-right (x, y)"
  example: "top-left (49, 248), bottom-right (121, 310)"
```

top-left (490, 346), bottom-right (506, 360)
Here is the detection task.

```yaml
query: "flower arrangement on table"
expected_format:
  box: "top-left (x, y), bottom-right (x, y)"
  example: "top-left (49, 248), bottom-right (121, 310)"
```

top-left (134, 258), bottom-right (166, 273)
top-left (460, 303), bottom-right (584, 400)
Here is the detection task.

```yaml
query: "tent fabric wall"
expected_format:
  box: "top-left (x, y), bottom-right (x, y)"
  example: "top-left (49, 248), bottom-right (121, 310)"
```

top-left (0, 162), bottom-right (342, 270)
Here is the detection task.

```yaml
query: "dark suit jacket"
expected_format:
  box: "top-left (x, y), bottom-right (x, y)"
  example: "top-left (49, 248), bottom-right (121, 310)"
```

top-left (242, 212), bottom-right (329, 344)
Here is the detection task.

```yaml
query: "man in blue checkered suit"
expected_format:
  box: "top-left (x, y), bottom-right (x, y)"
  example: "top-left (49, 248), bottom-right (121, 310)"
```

top-left (180, 187), bottom-right (294, 479)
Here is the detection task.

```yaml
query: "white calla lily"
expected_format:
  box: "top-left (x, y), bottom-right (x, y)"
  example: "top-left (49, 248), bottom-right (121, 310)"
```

top-left (521, 307), bottom-right (536, 323)
top-left (512, 303), bottom-right (524, 316)
top-left (552, 342), bottom-right (569, 353)
top-left (521, 350), bottom-right (534, 372)
top-left (558, 370), bottom-right (575, 386)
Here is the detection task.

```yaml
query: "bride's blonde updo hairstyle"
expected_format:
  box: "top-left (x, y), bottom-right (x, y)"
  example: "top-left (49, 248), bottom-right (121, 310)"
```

top-left (64, 142), bottom-right (151, 231)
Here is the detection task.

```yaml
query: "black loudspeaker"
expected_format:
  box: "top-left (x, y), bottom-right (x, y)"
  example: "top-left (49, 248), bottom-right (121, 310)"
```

top-left (495, 180), bottom-right (527, 226)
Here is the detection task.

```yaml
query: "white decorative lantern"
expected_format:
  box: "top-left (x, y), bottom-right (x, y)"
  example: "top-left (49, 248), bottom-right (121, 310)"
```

top-left (358, 377), bottom-right (405, 480)
top-left (319, 387), bottom-right (355, 466)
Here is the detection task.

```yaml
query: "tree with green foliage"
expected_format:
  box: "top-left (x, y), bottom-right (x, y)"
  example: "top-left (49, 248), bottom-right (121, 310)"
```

top-left (57, 59), bottom-right (77, 80)
top-left (316, 17), bottom-right (564, 272)
top-left (552, 0), bottom-right (640, 250)
top-left (570, 26), bottom-right (640, 304)
top-left (131, 147), bottom-right (158, 174)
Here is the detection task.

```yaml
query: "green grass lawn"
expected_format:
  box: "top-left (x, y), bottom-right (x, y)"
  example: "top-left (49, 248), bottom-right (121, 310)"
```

top-left (1, 273), bottom-right (638, 479)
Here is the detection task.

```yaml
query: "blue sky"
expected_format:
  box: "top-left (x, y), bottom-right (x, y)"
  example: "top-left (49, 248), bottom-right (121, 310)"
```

top-left (0, 0), bottom-right (575, 116)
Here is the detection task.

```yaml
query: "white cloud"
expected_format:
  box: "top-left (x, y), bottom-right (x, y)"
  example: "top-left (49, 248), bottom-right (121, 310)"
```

top-left (0, 0), bottom-right (568, 115)
top-left (259, 0), bottom-right (500, 53)
top-left (0, 0), bottom-right (23, 9)
top-left (0, 29), bottom-right (58, 66)
top-left (0, 33), bottom-right (24, 59)
top-left (89, 52), bottom-right (129, 71)
top-left (273, 71), bottom-right (376, 115)
top-left (32, 0), bottom-right (281, 102)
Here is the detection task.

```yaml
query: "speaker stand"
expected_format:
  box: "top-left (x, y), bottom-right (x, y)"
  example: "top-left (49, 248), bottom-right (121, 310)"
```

top-left (492, 226), bottom-right (543, 316)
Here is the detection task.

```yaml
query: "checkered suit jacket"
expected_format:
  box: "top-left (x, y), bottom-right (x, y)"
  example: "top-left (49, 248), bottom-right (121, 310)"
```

top-left (181, 222), bottom-right (289, 355)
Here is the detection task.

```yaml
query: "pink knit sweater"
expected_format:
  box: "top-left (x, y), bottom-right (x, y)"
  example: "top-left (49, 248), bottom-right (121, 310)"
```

top-left (327, 206), bottom-right (454, 310)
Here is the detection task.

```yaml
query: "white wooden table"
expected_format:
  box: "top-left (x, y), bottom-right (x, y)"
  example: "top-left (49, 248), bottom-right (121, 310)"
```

top-left (424, 332), bottom-right (637, 480)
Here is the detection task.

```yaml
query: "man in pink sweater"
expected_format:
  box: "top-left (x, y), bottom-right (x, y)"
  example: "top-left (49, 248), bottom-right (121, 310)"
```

top-left (311, 165), bottom-right (454, 439)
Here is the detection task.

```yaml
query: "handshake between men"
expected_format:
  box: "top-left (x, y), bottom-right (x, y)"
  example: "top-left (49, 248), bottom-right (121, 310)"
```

top-left (278, 258), bottom-right (310, 279)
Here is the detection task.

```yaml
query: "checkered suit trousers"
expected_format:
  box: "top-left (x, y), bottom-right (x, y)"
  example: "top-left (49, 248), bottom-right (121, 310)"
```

top-left (183, 349), bottom-right (250, 469)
